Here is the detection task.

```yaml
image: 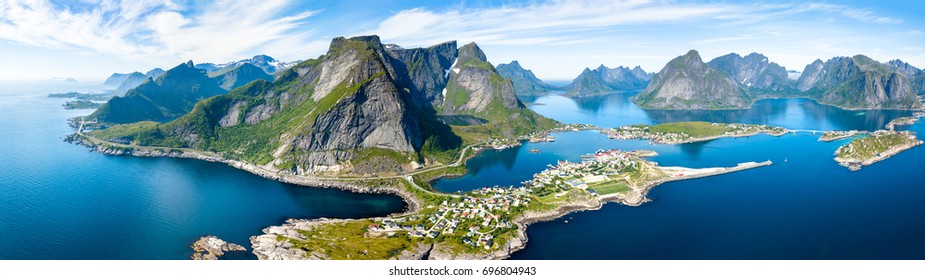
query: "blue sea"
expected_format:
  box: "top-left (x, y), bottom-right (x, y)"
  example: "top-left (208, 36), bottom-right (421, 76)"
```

top-left (0, 83), bottom-right (405, 260)
top-left (438, 93), bottom-right (925, 259)
top-left (2, 83), bottom-right (924, 259)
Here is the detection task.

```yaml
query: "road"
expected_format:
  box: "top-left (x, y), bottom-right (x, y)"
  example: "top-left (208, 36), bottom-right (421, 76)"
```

top-left (75, 119), bottom-right (480, 196)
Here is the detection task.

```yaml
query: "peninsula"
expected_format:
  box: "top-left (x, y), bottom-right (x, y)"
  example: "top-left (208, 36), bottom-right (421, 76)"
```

top-left (248, 149), bottom-right (771, 260)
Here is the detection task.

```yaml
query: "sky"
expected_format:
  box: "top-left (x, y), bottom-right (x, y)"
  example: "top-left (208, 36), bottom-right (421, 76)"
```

top-left (0, 0), bottom-right (923, 82)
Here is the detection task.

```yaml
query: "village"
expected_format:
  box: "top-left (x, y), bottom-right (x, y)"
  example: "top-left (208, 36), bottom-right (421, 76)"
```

top-left (366, 148), bottom-right (660, 251)
top-left (368, 186), bottom-right (530, 250)
top-left (602, 122), bottom-right (788, 144)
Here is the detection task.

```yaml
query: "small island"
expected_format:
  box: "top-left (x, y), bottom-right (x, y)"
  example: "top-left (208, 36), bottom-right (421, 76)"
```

top-left (47, 92), bottom-right (113, 101)
top-left (885, 116), bottom-right (921, 131)
top-left (63, 100), bottom-right (102, 110)
top-left (819, 130), bottom-right (866, 142)
top-left (834, 130), bottom-right (923, 171)
top-left (602, 121), bottom-right (788, 144)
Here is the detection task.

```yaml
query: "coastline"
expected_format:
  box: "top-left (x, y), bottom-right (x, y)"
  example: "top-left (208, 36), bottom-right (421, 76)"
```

top-left (834, 140), bottom-right (923, 171)
top-left (68, 130), bottom-right (772, 260)
top-left (634, 96), bottom-right (925, 111)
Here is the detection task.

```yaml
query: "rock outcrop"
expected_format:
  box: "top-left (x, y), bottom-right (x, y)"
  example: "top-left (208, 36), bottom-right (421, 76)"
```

top-left (191, 235), bottom-right (246, 260)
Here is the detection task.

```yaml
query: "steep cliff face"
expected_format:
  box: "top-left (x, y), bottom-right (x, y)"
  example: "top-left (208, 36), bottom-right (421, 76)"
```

top-left (442, 43), bottom-right (522, 113)
top-left (797, 59), bottom-right (825, 91)
top-left (797, 56), bottom-right (922, 109)
top-left (496, 61), bottom-right (556, 96)
top-left (632, 50), bottom-right (750, 109)
top-left (382, 41), bottom-right (458, 108)
top-left (564, 65), bottom-right (651, 97)
top-left (90, 36), bottom-right (556, 175)
top-left (707, 53), bottom-right (791, 93)
top-left (888, 59), bottom-right (925, 94)
top-left (287, 36), bottom-right (424, 168)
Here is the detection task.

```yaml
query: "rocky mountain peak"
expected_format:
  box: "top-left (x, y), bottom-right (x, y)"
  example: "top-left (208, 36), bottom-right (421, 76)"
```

top-left (887, 59), bottom-right (922, 77)
top-left (458, 42), bottom-right (487, 62)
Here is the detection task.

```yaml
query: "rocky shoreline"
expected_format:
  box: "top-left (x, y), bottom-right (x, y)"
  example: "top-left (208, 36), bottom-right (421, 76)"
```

top-left (68, 131), bottom-right (769, 260)
top-left (191, 235), bottom-right (246, 260)
top-left (67, 133), bottom-right (423, 214)
top-left (835, 140), bottom-right (923, 171)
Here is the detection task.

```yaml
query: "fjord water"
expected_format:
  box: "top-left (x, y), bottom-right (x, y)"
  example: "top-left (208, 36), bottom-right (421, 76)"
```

top-left (0, 83), bottom-right (405, 259)
top-left (436, 93), bottom-right (925, 259)
top-left (3, 82), bottom-right (924, 260)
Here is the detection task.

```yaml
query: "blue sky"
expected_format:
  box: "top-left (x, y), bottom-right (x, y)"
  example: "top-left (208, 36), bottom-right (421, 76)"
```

top-left (0, 0), bottom-right (923, 82)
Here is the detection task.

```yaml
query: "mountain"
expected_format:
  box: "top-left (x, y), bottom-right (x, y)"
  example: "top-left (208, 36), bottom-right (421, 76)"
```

top-left (440, 43), bottom-right (553, 140)
top-left (89, 61), bottom-right (227, 124)
top-left (111, 72), bottom-right (147, 95)
top-left (103, 73), bottom-right (132, 86)
top-left (110, 68), bottom-right (166, 95)
top-left (707, 53), bottom-right (792, 93)
top-left (89, 36), bottom-right (556, 175)
top-left (887, 59), bottom-right (925, 94)
top-left (796, 55), bottom-right (923, 109)
top-left (632, 50), bottom-right (750, 109)
top-left (564, 65), bottom-right (651, 97)
top-left (214, 63), bottom-right (273, 90)
top-left (886, 59), bottom-right (922, 78)
top-left (196, 55), bottom-right (299, 75)
top-left (496, 61), bottom-right (556, 96)
top-left (145, 68), bottom-right (165, 79)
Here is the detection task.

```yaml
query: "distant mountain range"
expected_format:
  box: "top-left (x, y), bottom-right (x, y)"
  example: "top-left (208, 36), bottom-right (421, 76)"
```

top-left (104, 68), bottom-right (164, 95)
top-left (564, 65), bottom-right (652, 97)
top-left (494, 49), bottom-right (923, 110)
top-left (195, 55), bottom-right (300, 75)
top-left (797, 55), bottom-right (922, 109)
top-left (89, 60), bottom-right (274, 124)
top-left (102, 55), bottom-right (297, 96)
top-left (634, 50), bottom-right (923, 110)
top-left (90, 61), bottom-right (226, 124)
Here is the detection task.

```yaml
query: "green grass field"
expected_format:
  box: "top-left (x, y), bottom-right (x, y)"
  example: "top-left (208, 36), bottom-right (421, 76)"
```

top-left (589, 181), bottom-right (631, 195)
top-left (649, 121), bottom-right (727, 138)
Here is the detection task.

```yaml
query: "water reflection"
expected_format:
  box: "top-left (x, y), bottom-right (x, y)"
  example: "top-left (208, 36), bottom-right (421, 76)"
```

top-left (526, 93), bottom-right (914, 131)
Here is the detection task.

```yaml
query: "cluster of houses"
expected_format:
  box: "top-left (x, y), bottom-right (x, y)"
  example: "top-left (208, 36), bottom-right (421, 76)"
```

top-left (526, 149), bottom-right (637, 196)
top-left (604, 123), bottom-right (784, 144)
top-left (368, 186), bottom-right (527, 249)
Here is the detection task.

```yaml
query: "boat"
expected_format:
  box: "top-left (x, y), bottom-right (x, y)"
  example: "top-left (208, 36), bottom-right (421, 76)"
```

top-left (528, 148), bottom-right (540, 153)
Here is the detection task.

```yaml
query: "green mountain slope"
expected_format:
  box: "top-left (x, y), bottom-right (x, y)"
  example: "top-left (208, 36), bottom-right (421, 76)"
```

top-left (89, 36), bottom-right (557, 176)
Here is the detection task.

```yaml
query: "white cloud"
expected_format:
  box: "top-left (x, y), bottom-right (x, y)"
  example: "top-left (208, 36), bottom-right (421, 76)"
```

top-left (363, 1), bottom-right (906, 49)
top-left (0, 0), bottom-right (321, 65)
top-left (364, 0), bottom-right (737, 47)
top-left (695, 36), bottom-right (757, 45)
